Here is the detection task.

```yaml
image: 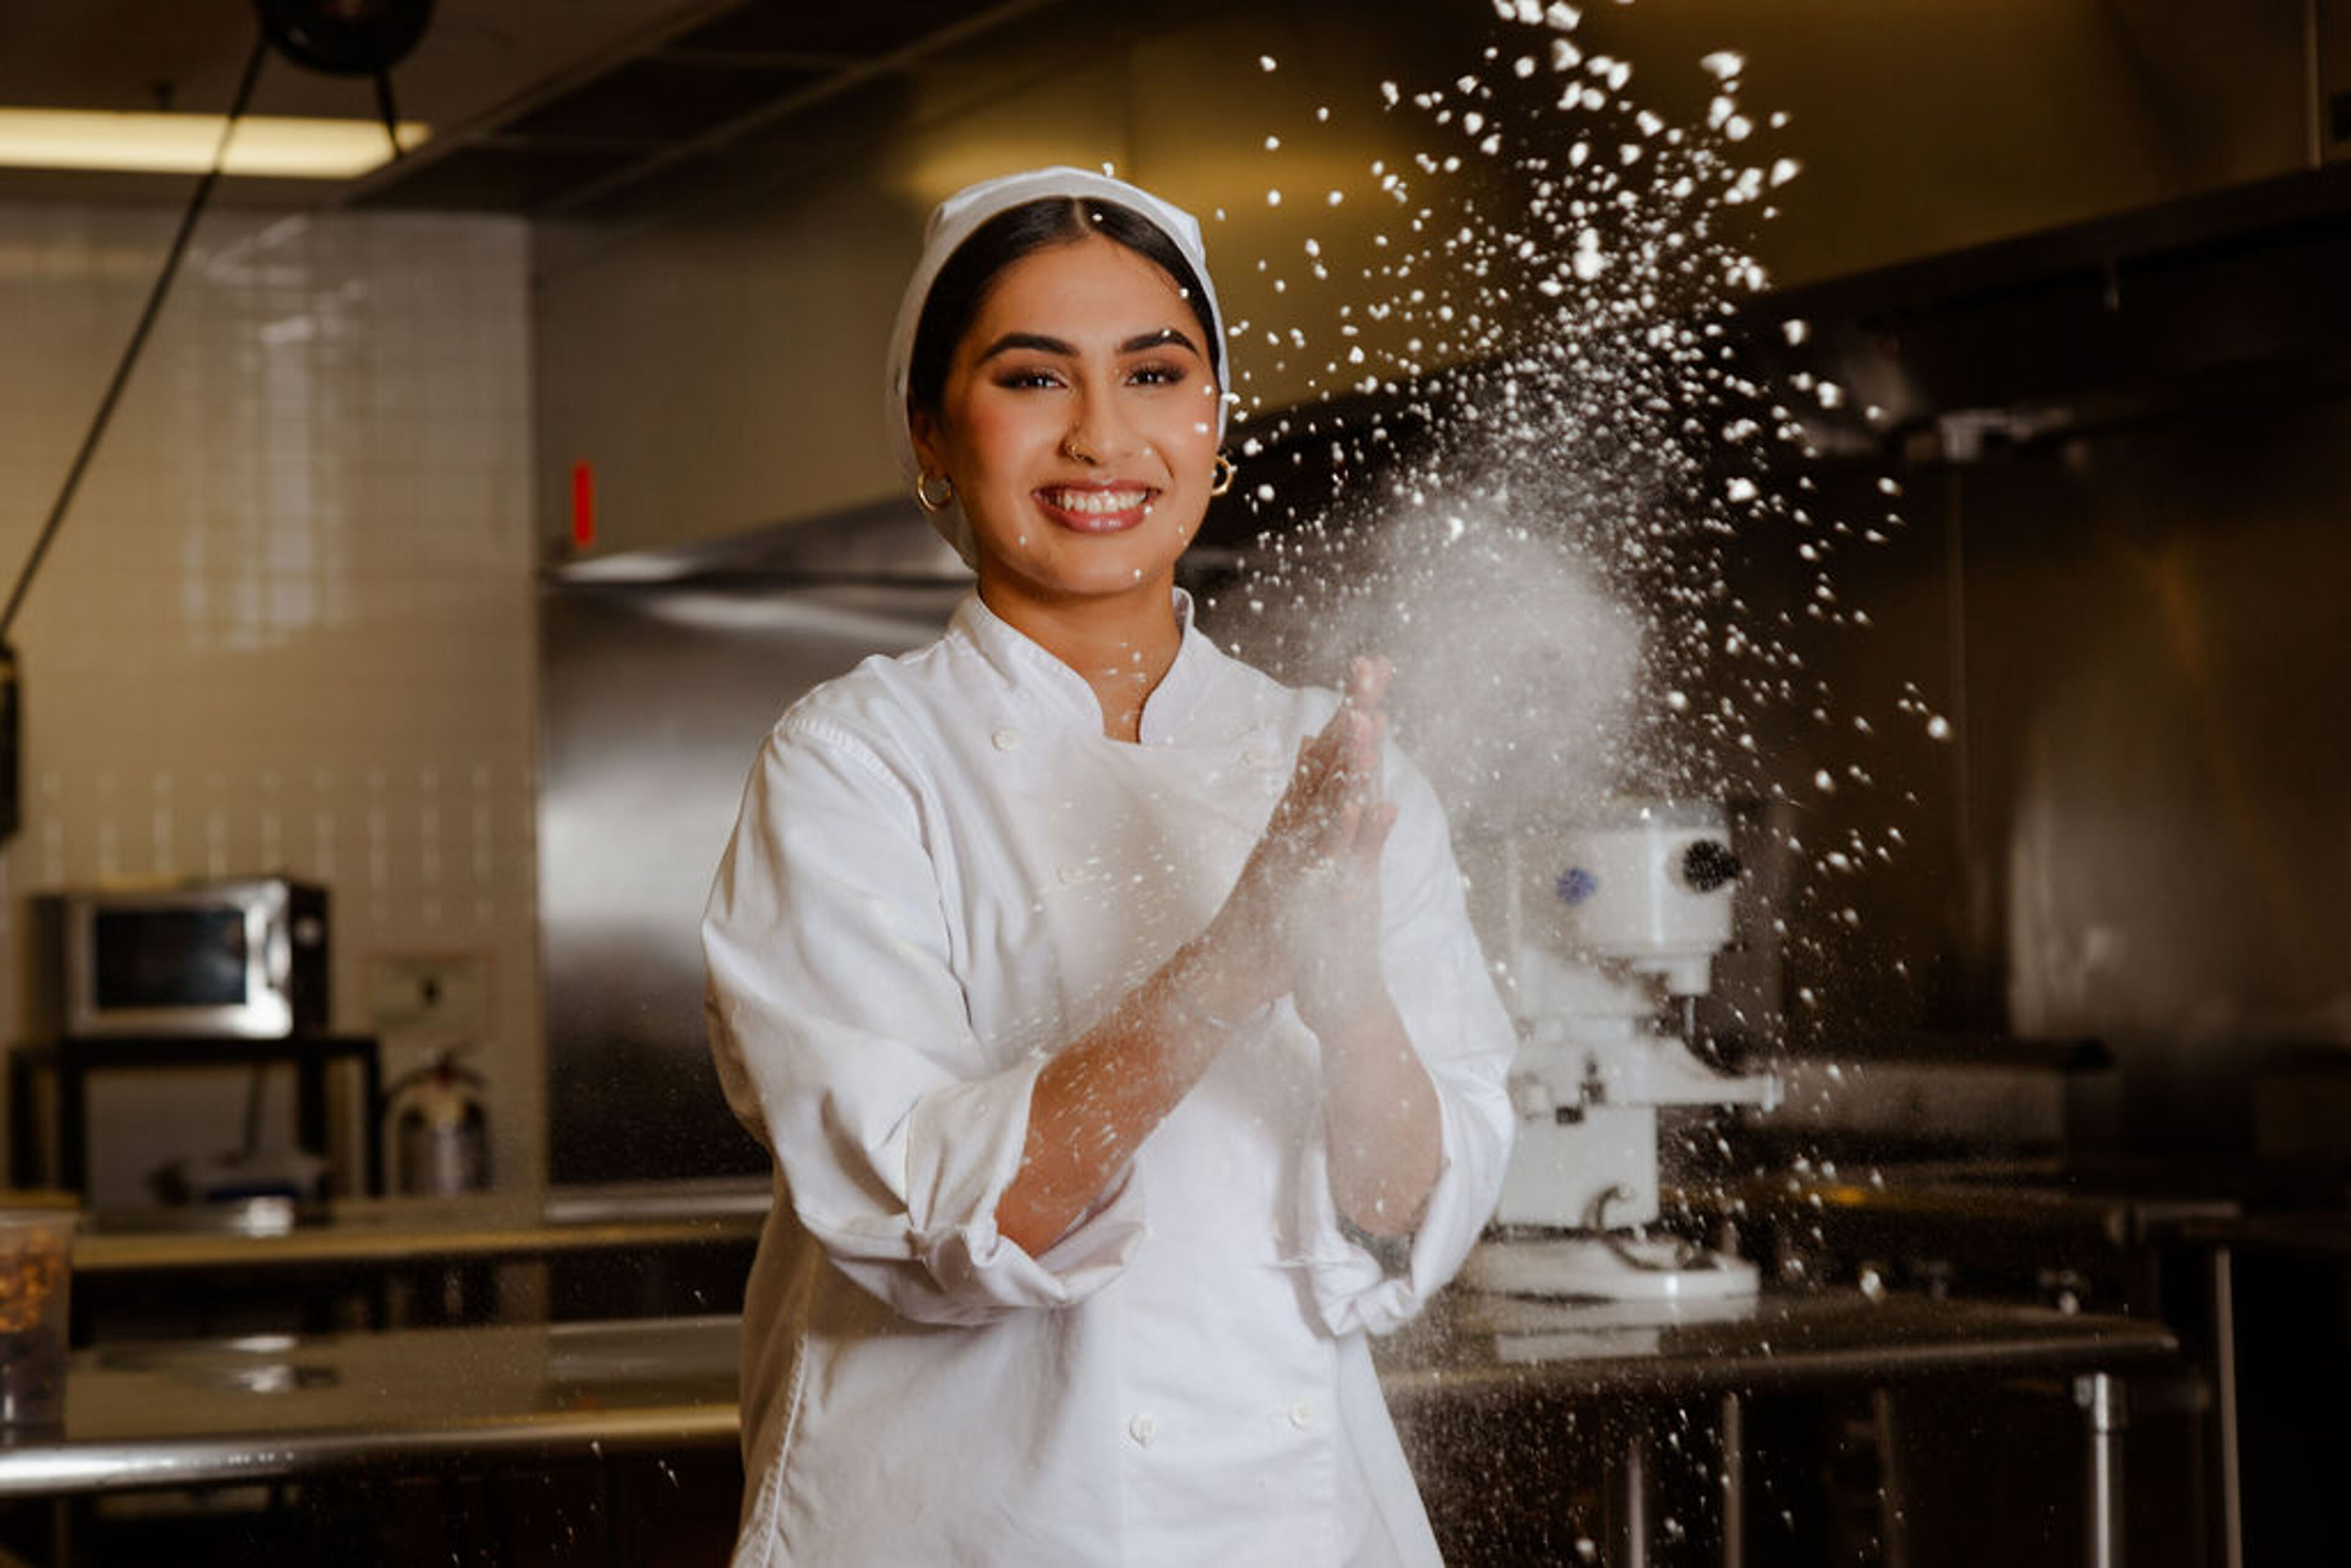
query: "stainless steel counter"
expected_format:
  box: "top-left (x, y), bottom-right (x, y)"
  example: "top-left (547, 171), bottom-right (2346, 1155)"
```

top-left (2177, 1211), bottom-right (2351, 1259)
top-left (68, 1179), bottom-right (770, 1277)
top-left (0, 1315), bottom-right (740, 1497)
top-left (1734, 1168), bottom-right (2243, 1248)
top-left (0, 1289), bottom-right (2174, 1516)
top-left (1376, 1286), bottom-right (2176, 1409)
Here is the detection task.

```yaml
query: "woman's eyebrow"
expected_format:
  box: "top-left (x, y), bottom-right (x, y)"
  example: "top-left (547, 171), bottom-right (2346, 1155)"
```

top-left (1120, 326), bottom-right (1201, 357)
top-left (975, 327), bottom-right (1201, 362)
top-left (976, 330), bottom-right (1075, 361)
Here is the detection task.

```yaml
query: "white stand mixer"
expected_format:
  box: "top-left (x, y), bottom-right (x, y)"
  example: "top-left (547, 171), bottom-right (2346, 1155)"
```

top-left (1464, 801), bottom-right (1780, 1300)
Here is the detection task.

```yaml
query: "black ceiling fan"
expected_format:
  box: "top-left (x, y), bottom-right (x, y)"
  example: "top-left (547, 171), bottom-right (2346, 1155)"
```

top-left (253, 0), bottom-right (435, 148)
top-left (255, 0), bottom-right (433, 75)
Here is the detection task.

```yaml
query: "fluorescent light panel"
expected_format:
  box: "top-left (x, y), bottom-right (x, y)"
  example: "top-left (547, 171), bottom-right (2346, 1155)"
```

top-left (0, 108), bottom-right (429, 178)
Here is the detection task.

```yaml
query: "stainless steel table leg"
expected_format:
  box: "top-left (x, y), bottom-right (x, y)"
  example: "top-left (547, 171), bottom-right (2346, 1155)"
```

top-left (1872, 1387), bottom-right (1910, 1568)
top-left (2075, 1371), bottom-right (2126, 1568)
top-left (1619, 1427), bottom-right (1650, 1568)
top-left (1718, 1392), bottom-right (1743, 1568)
top-left (2210, 1244), bottom-right (2243, 1568)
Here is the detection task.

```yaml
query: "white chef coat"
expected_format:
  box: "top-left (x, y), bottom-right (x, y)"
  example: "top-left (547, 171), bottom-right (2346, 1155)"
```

top-left (703, 589), bottom-right (1516, 1567)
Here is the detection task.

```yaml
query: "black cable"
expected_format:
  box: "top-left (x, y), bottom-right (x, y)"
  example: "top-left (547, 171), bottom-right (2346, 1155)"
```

top-left (372, 68), bottom-right (402, 158)
top-left (0, 29), bottom-right (272, 641)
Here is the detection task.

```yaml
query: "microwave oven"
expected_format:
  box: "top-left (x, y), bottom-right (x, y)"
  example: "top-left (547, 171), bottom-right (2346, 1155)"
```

top-left (31, 878), bottom-right (330, 1041)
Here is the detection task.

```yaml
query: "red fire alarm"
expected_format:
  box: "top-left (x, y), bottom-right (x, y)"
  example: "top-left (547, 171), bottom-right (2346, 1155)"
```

top-left (571, 461), bottom-right (595, 550)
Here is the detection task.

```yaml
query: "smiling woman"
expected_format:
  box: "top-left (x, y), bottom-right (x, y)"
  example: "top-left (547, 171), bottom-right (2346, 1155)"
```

top-left (701, 167), bottom-right (1517, 1567)
top-left (898, 184), bottom-right (1229, 724)
top-left (912, 228), bottom-right (1223, 737)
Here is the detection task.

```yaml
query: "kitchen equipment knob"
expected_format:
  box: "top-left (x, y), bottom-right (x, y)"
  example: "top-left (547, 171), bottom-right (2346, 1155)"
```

top-left (1682, 839), bottom-right (1739, 891)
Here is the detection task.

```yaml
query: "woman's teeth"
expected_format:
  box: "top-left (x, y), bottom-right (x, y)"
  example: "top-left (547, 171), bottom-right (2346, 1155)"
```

top-left (1048, 488), bottom-right (1147, 514)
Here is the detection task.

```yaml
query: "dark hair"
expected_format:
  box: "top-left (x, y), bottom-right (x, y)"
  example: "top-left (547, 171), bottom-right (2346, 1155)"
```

top-left (906, 196), bottom-right (1222, 419)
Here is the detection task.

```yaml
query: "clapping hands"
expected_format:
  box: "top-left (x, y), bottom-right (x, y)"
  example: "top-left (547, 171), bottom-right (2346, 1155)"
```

top-left (1217, 656), bottom-right (1398, 1030)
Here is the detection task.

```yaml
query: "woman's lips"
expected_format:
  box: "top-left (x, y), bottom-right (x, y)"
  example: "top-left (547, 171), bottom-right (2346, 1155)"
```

top-left (1035, 484), bottom-right (1155, 533)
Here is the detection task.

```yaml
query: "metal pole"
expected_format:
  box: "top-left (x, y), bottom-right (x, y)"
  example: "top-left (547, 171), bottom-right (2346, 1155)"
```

top-left (2210, 1246), bottom-right (2243, 1568)
top-left (1619, 1427), bottom-right (1651, 1568)
top-left (1872, 1387), bottom-right (1910, 1568)
top-left (2075, 1371), bottom-right (2126, 1568)
top-left (1718, 1393), bottom-right (1744, 1568)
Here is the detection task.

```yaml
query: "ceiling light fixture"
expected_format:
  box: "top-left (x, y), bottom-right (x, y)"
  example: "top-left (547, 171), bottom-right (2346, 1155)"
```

top-left (0, 108), bottom-right (428, 179)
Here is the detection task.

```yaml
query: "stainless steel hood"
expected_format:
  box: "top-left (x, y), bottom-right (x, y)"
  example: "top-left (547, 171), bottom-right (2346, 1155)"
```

top-left (537, 500), bottom-right (966, 1183)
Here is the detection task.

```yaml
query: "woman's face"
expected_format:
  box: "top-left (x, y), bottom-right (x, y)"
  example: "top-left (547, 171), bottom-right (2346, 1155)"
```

top-left (912, 234), bottom-right (1221, 619)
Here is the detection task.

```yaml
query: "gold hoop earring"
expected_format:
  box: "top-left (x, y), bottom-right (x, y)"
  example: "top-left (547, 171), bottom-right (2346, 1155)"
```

top-left (914, 473), bottom-right (955, 515)
top-left (1209, 454), bottom-right (1236, 497)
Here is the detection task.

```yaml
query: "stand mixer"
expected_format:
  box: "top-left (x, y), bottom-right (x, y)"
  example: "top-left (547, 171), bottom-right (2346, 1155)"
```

top-left (1464, 801), bottom-right (1780, 1300)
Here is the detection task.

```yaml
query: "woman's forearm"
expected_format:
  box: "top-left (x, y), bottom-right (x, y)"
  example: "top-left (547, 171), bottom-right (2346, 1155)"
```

top-left (994, 934), bottom-right (1270, 1256)
top-left (1309, 989), bottom-right (1442, 1239)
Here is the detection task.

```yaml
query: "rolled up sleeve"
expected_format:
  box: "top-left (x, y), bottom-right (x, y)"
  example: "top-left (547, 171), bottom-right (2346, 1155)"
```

top-left (704, 718), bottom-right (1141, 1327)
top-left (1297, 750), bottom-right (1516, 1338)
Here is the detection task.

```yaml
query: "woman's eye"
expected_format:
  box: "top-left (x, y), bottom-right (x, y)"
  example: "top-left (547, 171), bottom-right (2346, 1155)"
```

top-left (994, 367), bottom-right (1064, 391)
top-left (1128, 362), bottom-right (1189, 388)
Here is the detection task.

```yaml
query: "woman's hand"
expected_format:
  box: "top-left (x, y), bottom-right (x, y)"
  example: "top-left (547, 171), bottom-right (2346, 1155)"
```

top-left (1201, 656), bottom-right (1398, 1027)
top-left (1286, 658), bottom-right (1399, 1032)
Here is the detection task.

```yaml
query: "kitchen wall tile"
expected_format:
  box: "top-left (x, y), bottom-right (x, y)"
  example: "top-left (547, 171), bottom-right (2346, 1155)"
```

top-left (0, 203), bottom-right (542, 1206)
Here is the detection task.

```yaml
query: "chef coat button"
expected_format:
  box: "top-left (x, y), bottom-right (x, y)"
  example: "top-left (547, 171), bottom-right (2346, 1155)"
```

top-left (1287, 1401), bottom-right (1313, 1429)
top-left (1129, 1414), bottom-right (1156, 1447)
top-left (992, 727), bottom-right (1021, 752)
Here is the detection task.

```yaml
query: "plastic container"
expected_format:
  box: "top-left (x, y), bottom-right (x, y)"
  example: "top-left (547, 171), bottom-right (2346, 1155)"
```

top-left (0, 1207), bottom-right (76, 1428)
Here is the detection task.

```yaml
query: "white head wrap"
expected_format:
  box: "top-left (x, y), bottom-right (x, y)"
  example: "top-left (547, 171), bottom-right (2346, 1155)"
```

top-left (883, 166), bottom-right (1229, 569)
